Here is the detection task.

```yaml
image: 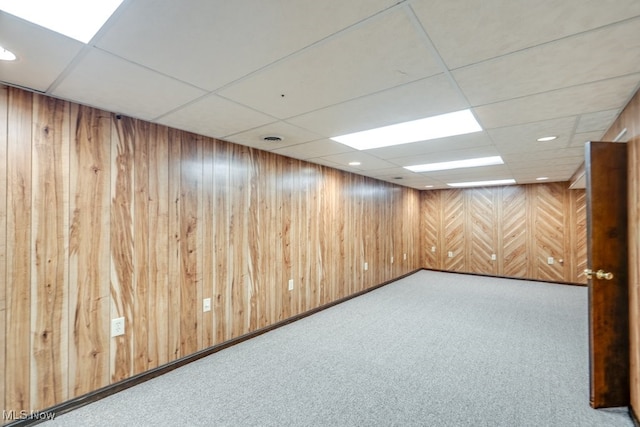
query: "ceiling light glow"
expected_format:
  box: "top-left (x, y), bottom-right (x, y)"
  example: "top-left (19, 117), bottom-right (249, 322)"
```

top-left (404, 156), bottom-right (503, 173)
top-left (536, 177), bottom-right (549, 181)
top-left (0, 0), bottom-right (124, 43)
top-left (348, 161), bottom-right (361, 166)
top-left (331, 109), bottom-right (482, 150)
top-left (537, 136), bottom-right (557, 142)
top-left (447, 179), bottom-right (516, 188)
top-left (0, 46), bottom-right (16, 61)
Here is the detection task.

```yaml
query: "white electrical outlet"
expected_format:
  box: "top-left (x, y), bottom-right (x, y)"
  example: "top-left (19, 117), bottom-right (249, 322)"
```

top-left (403, 253), bottom-right (407, 260)
top-left (111, 317), bottom-right (125, 338)
top-left (448, 251), bottom-right (454, 258)
top-left (548, 257), bottom-right (554, 265)
top-left (203, 298), bottom-right (211, 312)
top-left (364, 262), bottom-right (368, 271)
top-left (491, 254), bottom-right (497, 261)
top-left (391, 256), bottom-right (394, 264)
top-left (288, 279), bottom-right (294, 291)
top-left (431, 246), bottom-right (436, 253)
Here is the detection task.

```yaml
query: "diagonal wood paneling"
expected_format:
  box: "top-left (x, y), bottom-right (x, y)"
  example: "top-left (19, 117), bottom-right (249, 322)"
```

top-left (469, 187), bottom-right (497, 275)
top-left (422, 190), bottom-right (440, 269)
top-left (502, 185), bottom-right (528, 278)
top-left (443, 189), bottom-right (465, 272)
top-left (534, 183), bottom-right (565, 282)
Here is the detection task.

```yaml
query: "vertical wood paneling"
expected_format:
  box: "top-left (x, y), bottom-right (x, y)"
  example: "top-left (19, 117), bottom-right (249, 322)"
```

top-left (110, 115), bottom-right (135, 382)
top-left (30, 94), bottom-right (69, 409)
top-left (1, 86), bottom-right (425, 420)
top-left (167, 129), bottom-right (181, 360)
top-left (147, 124), bottom-right (169, 367)
top-left (68, 105), bottom-right (111, 397)
top-left (179, 131), bottom-right (200, 356)
top-left (133, 120), bottom-right (149, 374)
top-left (0, 85), bottom-right (7, 415)
top-left (202, 139), bottom-right (214, 348)
top-left (6, 89), bottom-right (32, 412)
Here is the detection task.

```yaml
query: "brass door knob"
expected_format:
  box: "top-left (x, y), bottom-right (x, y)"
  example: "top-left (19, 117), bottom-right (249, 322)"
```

top-left (595, 269), bottom-right (614, 280)
top-left (584, 269), bottom-right (613, 280)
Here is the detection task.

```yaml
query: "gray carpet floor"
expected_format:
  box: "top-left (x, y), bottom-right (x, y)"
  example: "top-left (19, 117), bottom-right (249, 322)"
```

top-left (46, 270), bottom-right (633, 426)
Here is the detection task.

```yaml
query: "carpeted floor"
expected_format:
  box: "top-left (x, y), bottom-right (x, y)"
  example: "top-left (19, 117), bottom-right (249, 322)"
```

top-left (46, 270), bottom-right (633, 426)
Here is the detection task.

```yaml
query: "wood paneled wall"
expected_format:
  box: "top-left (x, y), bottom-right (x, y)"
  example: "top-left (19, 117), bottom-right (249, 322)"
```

top-left (421, 183), bottom-right (587, 284)
top-left (602, 88), bottom-right (640, 418)
top-left (0, 85), bottom-right (421, 419)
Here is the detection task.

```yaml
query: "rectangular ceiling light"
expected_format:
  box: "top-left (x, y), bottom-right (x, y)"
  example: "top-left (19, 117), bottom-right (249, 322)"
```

top-left (404, 156), bottom-right (503, 173)
top-left (447, 179), bottom-right (516, 188)
top-left (0, 0), bottom-right (124, 43)
top-left (330, 109), bottom-right (482, 150)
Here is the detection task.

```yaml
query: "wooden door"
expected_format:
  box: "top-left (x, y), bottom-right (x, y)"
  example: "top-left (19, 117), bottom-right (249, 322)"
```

top-left (585, 141), bottom-right (629, 408)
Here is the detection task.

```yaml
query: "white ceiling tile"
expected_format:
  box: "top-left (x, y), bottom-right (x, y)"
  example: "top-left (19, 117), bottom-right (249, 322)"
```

top-left (412, 0), bottom-right (640, 69)
top-left (286, 74), bottom-right (468, 136)
top-left (488, 117), bottom-right (577, 152)
top-left (0, 12), bottom-right (84, 92)
top-left (367, 132), bottom-right (493, 160)
top-left (570, 131), bottom-right (605, 147)
top-left (575, 109), bottom-right (621, 133)
top-left (97, 0), bottom-right (399, 91)
top-left (51, 48), bottom-right (205, 121)
top-left (271, 139), bottom-right (354, 160)
top-left (453, 18), bottom-right (640, 106)
top-left (157, 94), bottom-right (275, 139)
top-left (318, 152), bottom-right (396, 171)
top-left (392, 145), bottom-right (501, 167)
top-left (502, 146), bottom-right (584, 163)
top-left (217, 9), bottom-right (442, 119)
top-left (474, 73), bottom-right (640, 129)
top-left (222, 121), bottom-right (322, 151)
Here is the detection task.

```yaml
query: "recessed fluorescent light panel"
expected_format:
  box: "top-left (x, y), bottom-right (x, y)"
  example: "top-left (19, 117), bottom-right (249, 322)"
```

top-left (331, 109), bottom-right (482, 150)
top-left (0, 0), bottom-right (124, 43)
top-left (537, 136), bottom-right (557, 142)
top-left (0, 46), bottom-right (16, 61)
top-left (447, 179), bottom-right (516, 188)
top-left (404, 156), bottom-right (503, 173)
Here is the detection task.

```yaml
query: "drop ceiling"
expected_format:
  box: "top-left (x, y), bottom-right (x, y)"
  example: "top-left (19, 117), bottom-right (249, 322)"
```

top-left (1, 0), bottom-right (639, 189)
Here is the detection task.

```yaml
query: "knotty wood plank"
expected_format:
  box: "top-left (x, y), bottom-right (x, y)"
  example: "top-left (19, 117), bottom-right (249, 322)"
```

top-left (6, 88), bottom-right (32, 413)
top-left (68, 104), bottom-right (111, 397)
top-left (247, 148), bottom-right (260, 332)
top-left (110, 115), bottom-right (135, 383)
top-left (202, 138), bottom-right (215, 348)
top-left (179, 131), bottom-right (200, 356)
top-left (213, 139), bottom-right (231, 343)
top-left (147, 124), bottom-right (169, 367)
top-left (30, 94), bottom-right (69, 409)
top-left (133, 119), bottom-right (149, 374)
top-left (0, 85), bottom-right (8, 416)
top-left (167, 129), bottom-right (181, 360)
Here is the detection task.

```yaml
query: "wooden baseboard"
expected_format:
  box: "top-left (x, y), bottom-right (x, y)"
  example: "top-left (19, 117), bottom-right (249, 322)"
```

top-left (421, 267), bottom-right (587, 287)
top-left (4, 269), bottom-right (421, 427)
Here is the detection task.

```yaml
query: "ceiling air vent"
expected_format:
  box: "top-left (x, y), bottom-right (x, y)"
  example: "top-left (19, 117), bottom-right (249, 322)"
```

top-left (262, 135), bottom-right (283, 142)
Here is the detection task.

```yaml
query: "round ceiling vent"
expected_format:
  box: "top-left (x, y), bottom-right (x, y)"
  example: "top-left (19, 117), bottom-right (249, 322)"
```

top-left (262, 135), bottom-right (283, 142)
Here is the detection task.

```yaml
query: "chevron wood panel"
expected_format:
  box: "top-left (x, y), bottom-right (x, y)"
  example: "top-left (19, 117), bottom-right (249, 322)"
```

top-left (469, 187), bottom-right (497, 275)
top-left (501, 185), bottom-right (528, 278)
top-left (443, 189), bottom-right (466, 272)
top-left (0, 85), bottom-right (422, 420)
top-left (603, 87), bottom-right (640, 412)
top-left (533, 183), bottom-right (565, 282)
top-left (421, 183), bottom-right (586, 284)
top-left (421, 190), bottom-right (441, 269)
